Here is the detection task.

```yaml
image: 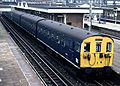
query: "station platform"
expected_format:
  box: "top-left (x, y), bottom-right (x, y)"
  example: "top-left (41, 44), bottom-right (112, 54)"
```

top-left (84, 21), bottom-right (120, 74)
top-left (0, 22), bottom-right (44, 86)
top-left (112, 39), bottom-right (120, 74)
top-left (84, 21), bottom-right (120, 32)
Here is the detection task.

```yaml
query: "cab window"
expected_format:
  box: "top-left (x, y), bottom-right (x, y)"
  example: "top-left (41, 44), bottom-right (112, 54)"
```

top-left (106, 42), bottom-right (111, 52)
top-left (61, 38), bottom-right (66, 47)
top-left (84, 43), bottom-right (90, 52)
top-left (96, 43), bottom-right (101, 52)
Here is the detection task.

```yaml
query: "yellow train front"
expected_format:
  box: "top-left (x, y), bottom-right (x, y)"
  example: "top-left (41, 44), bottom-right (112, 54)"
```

top-left (80, 35), bottom-right (114, 74)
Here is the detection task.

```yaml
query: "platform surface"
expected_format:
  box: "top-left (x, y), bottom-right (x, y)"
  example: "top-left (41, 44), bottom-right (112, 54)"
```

top-left (0, 21), bottom-right (44, 86)
top-left (84, 20), bottom-right (120, 31)
top-left (112, 39), bottom-right (120, 74)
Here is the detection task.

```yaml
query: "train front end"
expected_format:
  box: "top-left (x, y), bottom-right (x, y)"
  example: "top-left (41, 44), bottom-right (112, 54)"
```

top-left (80, 36), bottom-right (114, 71)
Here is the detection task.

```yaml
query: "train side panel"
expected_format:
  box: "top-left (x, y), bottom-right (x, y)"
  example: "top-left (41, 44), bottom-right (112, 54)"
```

top-left (11, 11), bottom-right (23, 25)
top-left (37, 22), bottom-right (81, 68)
top-left (21, 14), bottom-right (37, 36)
top-left (21, 14), bottom-right (45, 37)
top-left (3, 11), bottom-right (81, 68)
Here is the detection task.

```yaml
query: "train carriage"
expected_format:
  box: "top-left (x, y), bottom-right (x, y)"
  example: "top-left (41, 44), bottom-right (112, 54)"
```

top-left (11, 10), bottom-right (24, 25)
top-left (3, 10), bottom-right (114, 73)
top-left (21, 14), bottom-right (45, 36)
top-left (37, 19), bottom-right (114, 68)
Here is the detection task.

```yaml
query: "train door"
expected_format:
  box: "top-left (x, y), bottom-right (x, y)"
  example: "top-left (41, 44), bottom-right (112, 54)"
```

top-left (95, 42), bottom-right (105, 67)
top-left (68, 39), bottom-right (75, 62)
top-left (95, 40), bottom-right (113, 67)
top-left (81, 39), bottom-right (102, 67)
top-left (73, 42), bottom-right (80, 66)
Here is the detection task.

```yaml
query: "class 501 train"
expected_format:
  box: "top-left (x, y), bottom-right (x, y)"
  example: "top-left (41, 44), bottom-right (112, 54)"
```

top-left (3, 10), bottom-right (114, 73)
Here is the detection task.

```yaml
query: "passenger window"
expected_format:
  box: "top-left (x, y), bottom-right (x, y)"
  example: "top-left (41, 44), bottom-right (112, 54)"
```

top-left (61, 38), bottom-right (66, 47)
top-left (47, 31), bottom-right (50, 36)
top-left (43, 30), bottom-right (46, 35)
top-left (56, 36), bottom-right (60, 44)
top-left (70, 41), bottom-right (72, 49)
top-left (40, 28), bottom-right (43, 32)
top-left (45, 30), bottom-right (47, 35)
top-left (84, 43), bottom-right (90, 52)
top-left (64, 40), bottom-right (66, 47)
top-left (49, 33), bottom-right (52, 38)
top-left (106, 42), bottom-right (111, 52)
top-left (70, 41), bottom-right (75, 50)
top-left (30, 24), bottom-right (33, 27)
top-left (51, 34), bottom-right (54, 39)
top-left (76, 42), bottom-right (80, 52)
top-left (96, 43), bottom-right (101, 52)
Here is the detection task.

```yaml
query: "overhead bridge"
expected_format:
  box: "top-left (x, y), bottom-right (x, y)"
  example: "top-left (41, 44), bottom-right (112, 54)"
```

top-left (0, 5), bottom-right (11, 12)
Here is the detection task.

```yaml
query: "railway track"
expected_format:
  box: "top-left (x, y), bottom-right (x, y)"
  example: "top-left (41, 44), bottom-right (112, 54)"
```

top-left (0, 16), bottom-right (75, 86)
top-left (93, 74), bottom-right (120, 86)
top-left (1, 15), bottom-right (92, 86)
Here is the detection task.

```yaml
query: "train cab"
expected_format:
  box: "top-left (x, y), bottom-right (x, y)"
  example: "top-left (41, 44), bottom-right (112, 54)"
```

top-left (80, 36), bottom-right (114, 68)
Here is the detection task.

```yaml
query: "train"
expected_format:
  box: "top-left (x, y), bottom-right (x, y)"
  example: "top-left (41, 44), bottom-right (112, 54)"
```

top-left (3, 10), bottom-right (114, 74)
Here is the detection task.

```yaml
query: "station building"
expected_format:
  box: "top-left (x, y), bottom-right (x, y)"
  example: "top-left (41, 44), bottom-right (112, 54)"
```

top-left (102, 7), bottom-right (120, 21)
top-left (3, 0), bottom-right (120, 27)
top-left (12, 3), bottom-right (102, 28)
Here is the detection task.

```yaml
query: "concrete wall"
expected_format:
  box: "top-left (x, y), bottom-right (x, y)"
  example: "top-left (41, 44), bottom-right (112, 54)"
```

top-left (117, 11), bottom-right (120, 20)
top-left (66, 13), bottom-right (83, 28)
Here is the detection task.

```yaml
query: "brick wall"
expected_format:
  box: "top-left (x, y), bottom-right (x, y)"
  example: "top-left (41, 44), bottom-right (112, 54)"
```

top-left (66, 13), bottom-right (83, 28)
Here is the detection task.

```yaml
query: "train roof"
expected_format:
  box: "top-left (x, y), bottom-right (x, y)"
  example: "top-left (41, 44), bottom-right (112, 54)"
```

top-left (12, 10), bottom-right (45, 22)
top-left (21, 12), bottom-right (45, 22)
top-left (11, 10), bottom-right (24, 15)
top-left (38, 20), bottom-right (101, 42)
top-left (11, 10), bottom-right (112, 42)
